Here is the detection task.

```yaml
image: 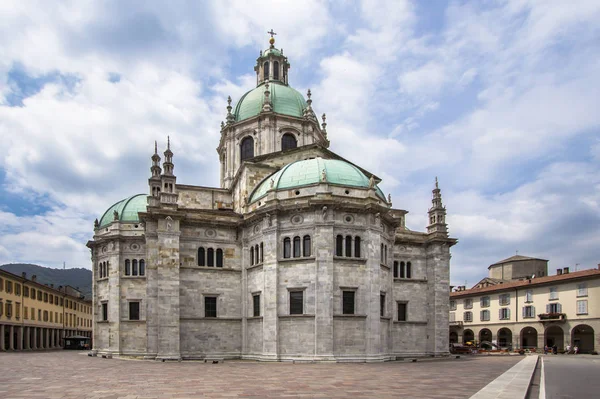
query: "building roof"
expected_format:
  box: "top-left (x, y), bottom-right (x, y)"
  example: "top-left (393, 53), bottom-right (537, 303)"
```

top-left (249, 157), bottom-right (386, 203)
top-left (451, 268), bottom-right (600, 298)
top-left (233, 81), bottom-right (307, 122)
top-left (0, 268), bottom-right (92, 302)
top-left (488, 255), bottom-right (548, 269)
top-left (99, 194), bottom-right (147, 228)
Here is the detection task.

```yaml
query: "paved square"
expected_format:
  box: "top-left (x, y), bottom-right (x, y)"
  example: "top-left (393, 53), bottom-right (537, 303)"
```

top-left (0, 352), bottom-right (521, 398)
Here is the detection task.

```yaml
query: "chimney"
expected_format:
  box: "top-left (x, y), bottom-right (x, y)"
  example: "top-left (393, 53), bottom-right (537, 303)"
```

top-left (598, 263), bottom-right (600, 270)
top-left (563, 267), bottom-right (569, 274)
top-left (50, 284), bottom-right (54, 288)
top-left (59, 285), bottom-right (63, 291)
top-left (22, 272), bottom-right (27, 279)
top-left (557, 269), bottom-right (562, 275)
top-left (31, 274), bottom-right (37, 282)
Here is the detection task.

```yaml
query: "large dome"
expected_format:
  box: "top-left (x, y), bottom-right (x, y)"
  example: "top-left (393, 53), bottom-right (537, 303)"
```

top-left (98, 194), bottom-right (147, 228)
top-left (233, 81), bottom-right (307, 122)
top-left (249, 157), bottom-right (386, 203)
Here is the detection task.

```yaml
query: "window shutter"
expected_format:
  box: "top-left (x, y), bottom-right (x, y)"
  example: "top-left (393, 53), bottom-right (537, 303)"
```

top-left (507, 309), bottom-right (510, 319)
top-left (532, 306), bottom-right (535, 315)
top-left (557, 303), bottom-right (562, 313)
top-left (546, 304), bottom-right (550, 313)
top-left (499, 309), bottom-right (502, 319)
top-left (522, 307), bottom-right (526, 318)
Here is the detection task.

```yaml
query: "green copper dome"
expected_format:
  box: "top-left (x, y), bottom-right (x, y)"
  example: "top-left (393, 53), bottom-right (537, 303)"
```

top-left (261, 48), bottom-right (282, 58)
top-left (99, 194), bottom-right (147, 228)
top-left (249, 158), bottom-right (386, 203)
top-left (234, 82), bottom-right (307, 122)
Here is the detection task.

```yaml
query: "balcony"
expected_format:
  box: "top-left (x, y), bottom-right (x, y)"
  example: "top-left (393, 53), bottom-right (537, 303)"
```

top-left (538, 313), bottom-right (566, 322)
top-left (449, 321), bottom-right (463, 327)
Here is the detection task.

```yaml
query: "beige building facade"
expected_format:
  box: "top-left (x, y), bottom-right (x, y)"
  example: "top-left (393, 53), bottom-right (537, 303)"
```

top-left (0, 269), bottom-right (93, 351)
top-left (450, 264), bottom-right (600, 353)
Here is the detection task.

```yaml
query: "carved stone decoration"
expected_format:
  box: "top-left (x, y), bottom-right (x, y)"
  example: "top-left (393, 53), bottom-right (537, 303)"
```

top-left (264, 213), bottom-right (272, 227)
top-left (322, 206), bottom-right (328, 221)
top-left (368, 175), bottom-right (376, 189)
top-left (253, 224), bottom-right (261, 234)
top-left (165, 216), bottom-right (173, 232)
top-left (291, 214), bottom-right (304, 225)
top-left (94, 218), bottom-right (99, 228)
top-left (113, 210), bottom-right (119, 221)
top-left (102, 246), bottom-right (107, 253)
top-left (109, 241), bottom-right (115, 251)
top-left (269, 178), bottom-right (275, 189)
top-left (321, 169), bottom-right (326, 182)
top-left (374, 212), bottom-right (380, 226)
top-left (343, 214), bottom-right (354, 224)
top-left (205, 229), bottom-right (216, 238)
top-left (130, 243), bottom-right (140, 251)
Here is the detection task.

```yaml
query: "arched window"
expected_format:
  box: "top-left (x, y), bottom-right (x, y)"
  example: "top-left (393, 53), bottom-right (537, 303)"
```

top-left (250, 247), bottom-right (254, 266)
top-left (406, 261), bottom-right (412, 278)
top-left (281, 133), bottom-right (297, 151)
top-left (125, 260), bottom-right (131, 276)
top-left (400, 261), bottom-right (406, 278)
top-left (283, 238), bottom-right (291, 258)
top-left (255, 244), bottom-right (259, 264)
top-left (345, 235), bottom-right (352, 257)
top-left (303, 235), bottom-right (311, 257)
top-left (354, 236), bottom-right (361, 258)
top-left (293, 236), bottom-right (301, 258)
top-left (207, 248), bottom-right (214, 267)
top-left (274, 61), bottom-right (279, 80)
top-left (139, 260), bottom-right (145, 276)
top-left (216, 249), bottom-right (223, 268)
top-left (240, 136), bottom-right (254, 161)
top-left (263, 62), bottom-right (269, 80)
top-left (132, 259), bottom-right (138, 276)
top-left (393, 261), bottom-right (398, 278)
top-left (336, 235), bottom-right (343, 256)
top-left (260, 242), bottom-right (264, 263)
top-left (198, 247), bottom-right (205, 266)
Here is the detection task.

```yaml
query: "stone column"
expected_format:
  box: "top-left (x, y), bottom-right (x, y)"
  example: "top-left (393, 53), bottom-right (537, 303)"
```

top-left (425, 242), bottom-right (451, 356)
top-left (9, 325), bottom-right (15, 350)
top-left (0, 324), bottom-right (5, 351)
top-left (313, 207), bottom-right (335, 361)
top-left (145, 222), bottom-right (159, 358)
top-left (24, 327), bottom-right (30, 350)
top-left (32, 327), bottom-right (37, 349)
top-left (17, 326), bottom-right (23, 350)
top-left (51, 329), bottom-right (55, 348)
top-left (365, 224), bottom-right (383, 361)
top-left (261, 213), bottom-right (280, 361)
top-left (155, 216), bottom-right (181, 361)
top-left (45, 328), bottom-right (50, 349)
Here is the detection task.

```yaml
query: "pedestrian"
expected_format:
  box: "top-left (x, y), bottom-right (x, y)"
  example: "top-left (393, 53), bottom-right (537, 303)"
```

top-left (574, 346), bottom-right (579, 354)
top-left (566, 344), bottom-right (571, 354)
top-left (553, 344), bottom-right (557, 355)
top-left (544, 345), bottom-right (548, 355)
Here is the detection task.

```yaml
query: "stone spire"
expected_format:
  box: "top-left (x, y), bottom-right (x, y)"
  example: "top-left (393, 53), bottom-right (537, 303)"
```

top-left (148, 141), bottom-right (162, 200)
top-left (262, 81), bottom-right (272, 112)
top-left (427, 177), bottom-right (447, 235)
top-left (159, 137), bottom-right (178, 205)
top-left (304, 89), bottom-right (316, 120)
top-left (321, 113), bottom-right (327, 137)
top-left (226, 96), bottom-right (235, 124)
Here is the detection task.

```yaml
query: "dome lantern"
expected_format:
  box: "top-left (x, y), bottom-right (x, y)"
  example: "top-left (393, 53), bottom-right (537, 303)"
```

top-left (255, 30), bottom-right (289, 86)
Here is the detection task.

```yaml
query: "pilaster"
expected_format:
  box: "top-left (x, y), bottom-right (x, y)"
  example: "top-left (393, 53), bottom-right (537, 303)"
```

top-left (261, 214), bottom-right (279, 360)
top-left (314, 208), bottom-right (335, 360)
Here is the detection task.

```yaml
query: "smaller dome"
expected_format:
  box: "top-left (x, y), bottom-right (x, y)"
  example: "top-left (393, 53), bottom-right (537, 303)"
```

top-left (249, 157), bottom-right (386, 203)
top-left (261, 47), bottom-right (282, 58)
top-left (99, 194), bottom-right (147, 228)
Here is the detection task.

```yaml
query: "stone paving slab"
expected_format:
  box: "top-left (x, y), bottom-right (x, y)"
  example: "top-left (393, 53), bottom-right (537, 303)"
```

top-left (0, 352), bottom-right (521, 398)
top-left (470, 355), bottom-right (538, 399)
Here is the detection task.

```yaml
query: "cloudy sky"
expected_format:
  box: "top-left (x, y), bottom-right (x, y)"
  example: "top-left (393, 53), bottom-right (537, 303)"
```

top-left (1, 0), bottom-right (599, 286)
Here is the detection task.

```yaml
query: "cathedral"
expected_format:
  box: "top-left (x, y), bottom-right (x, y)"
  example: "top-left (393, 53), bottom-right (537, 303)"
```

top-left (88, 35), bottom-right (457, 362)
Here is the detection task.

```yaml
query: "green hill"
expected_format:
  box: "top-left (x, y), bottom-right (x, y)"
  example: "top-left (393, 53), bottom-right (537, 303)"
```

top-left (0, 263), bottom-right (92, 299)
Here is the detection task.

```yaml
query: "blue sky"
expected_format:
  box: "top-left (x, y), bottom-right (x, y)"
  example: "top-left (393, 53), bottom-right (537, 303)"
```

top-left (0, 0), bottom-right (599, 286)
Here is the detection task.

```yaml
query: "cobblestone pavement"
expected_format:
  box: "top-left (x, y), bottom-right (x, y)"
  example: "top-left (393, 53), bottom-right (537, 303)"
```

top-left (0, 351), bottom-right (522, 399)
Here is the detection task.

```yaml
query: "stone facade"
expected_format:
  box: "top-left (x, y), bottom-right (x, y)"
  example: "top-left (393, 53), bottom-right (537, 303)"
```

top-left (88, 37), bottom-right (457, 362)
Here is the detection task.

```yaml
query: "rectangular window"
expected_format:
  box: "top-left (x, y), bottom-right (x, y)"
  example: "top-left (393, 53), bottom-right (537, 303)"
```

top-left (55, 312), bottom-right (58, 322)
top-left (205, 296), bottom-right (217, 317)
top-left (24, 306), bottom-right (28, 319)
top-left (15, 303), bottom-right (20, 319)
top-left (37, 291), bottom-right (42, 301)
top-left (290, 291), bottom-right (304, 315)
top-left (49, 294), bottom-right (53, 303)
top-left (129, 302), bottom-right (140, 320)
top-left (499, 308), bottom-right (510, 320)
top-left (397, 302), bottom-right (407, 321)
top-left (464, 299), bottom-right (473, 309)
top-left (525, 289), bottom-right (533, 303)
top-left (6, 302), bottom-right (12, 318)
top-left (44, 293), bottom-right (48, 302)
top-left (30, 307), bottom-right (34, 320)
top-left (342, 291), bottom-right (355, 315)
top-left (449, 312), bottom-right (456, 322)
top-left (49, 311), bottom-right (53, 322)
top-left (577, 300), bottom-right (588, 315)
top-left (549, 287), bottom-right (558, 300)
top-left (463, 311), bottom-right (472, 322)
top-left (38, 309), bottom-right (41, 320)
top-left (23, 286), bottom-right (29, 297)
top-left (449, 300), bottom-right (456, 311)
top-left (577, 284), bottom-right (587, 297)
top-left (499, 294), bottom-right (510, 306)
top-left (480, 310), bottom-right (490, 321)
top-left (102, 303), bottom-right (108, 321)
top-left (523, 305), bottom-right (535, 318)
top-left (480, 296), bottom-right (490, 308)
top-left (15, 284), bottom-right (21, 296)
top-left (380, 293), bottom-right (385, 317)
top-left (253, 294), bottom-right (260, 317)
top-left (6, 281), bottom-right (12, 293)
top-left (0, 277), bottom-right (3, 291)
top-left (547, 303), bottom-right (562, 313)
